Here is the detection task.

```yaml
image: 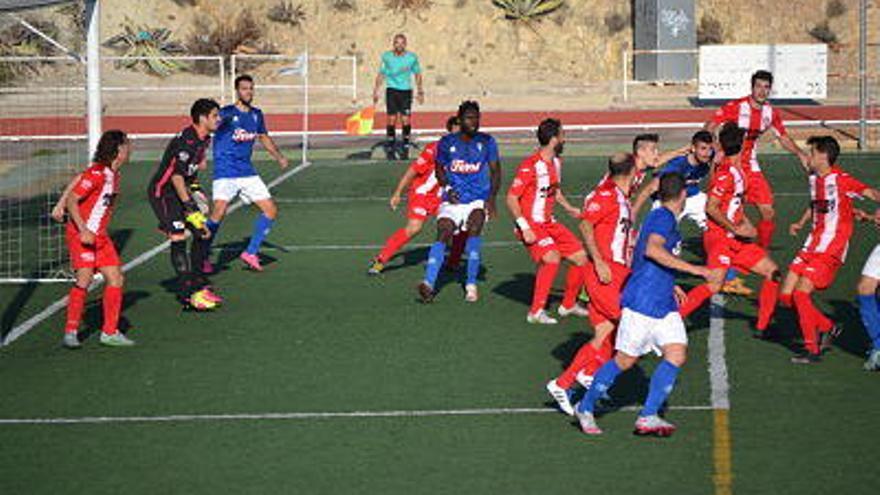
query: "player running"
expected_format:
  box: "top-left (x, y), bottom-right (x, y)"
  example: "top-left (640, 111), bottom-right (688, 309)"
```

top-left (148, 98), bottom-right (221, 311)
top-left (61, 130), bottom-right (134, 348)
top-left (574, 173), bottom-right (716, 436)
top-left (782, 136), bottom-right (880, 364)
top-left (417, 100), bottom-right (500, 303)
top-left (677, 123), bottom-right (782, 335)
top-left (368, 115), bottom-right (464, 274)
top-left (546, 152), bottom-right (638, 415)
top-left (205, 74), bottom-right (289, 272)
top-left (506, 118), bottom-right (588, 325)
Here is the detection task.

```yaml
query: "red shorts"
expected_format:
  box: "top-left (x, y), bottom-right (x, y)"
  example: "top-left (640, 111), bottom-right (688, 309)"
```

top-left (789, 251), bottom-right (842, 290)
top-left (407, 194), bottom-right (441, 221)
top-left (704, 230), bottom-right (767, 272)
top-left (516, 221), bottom-right (583, 263)
top-left (66, 231), bottom-right (120, 270)
top-left (584, 261), bottom-right (630, 327)
top-left (745, 170), bottom-right (774, 206)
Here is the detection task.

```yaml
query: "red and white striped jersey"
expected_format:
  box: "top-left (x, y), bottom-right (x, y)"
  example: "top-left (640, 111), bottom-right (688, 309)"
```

top-left (66, 163), bottom-right (119, 236)
top-left (707, 157), bottom-right (747, 238)
top-left (581, 177), bottom-right (633, 266)
top-left (711, 96), bottom-right (787, 173)
top-left (509, 151), bottom-right (562, 224)
top-left (408, 141), bottom-right (441, 199)
top-left (801, 166), bottom-right (868, 260)
top-left (598, 168), bottom-right (646, 200)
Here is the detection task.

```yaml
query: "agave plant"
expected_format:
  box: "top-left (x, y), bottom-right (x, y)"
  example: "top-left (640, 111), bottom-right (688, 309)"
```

top-left (104, 19), bottom-right (187, 77)
top-left (267, 1), bottom-right (307, 27)
top-left (492, 0), bottom-right (565, 22)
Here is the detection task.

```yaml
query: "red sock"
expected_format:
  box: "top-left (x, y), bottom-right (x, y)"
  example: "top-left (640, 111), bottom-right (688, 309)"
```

top-left (556, 343), bottom-right (595, 389)
top-left (102, 286), bottom-right (122, 336)
top-left (756, 278), bottom-right (779, 331)
top-left (560, 265), bottom-right (585, 309)
top-left (530, 262), bottom-right (560, 314)
top-left (377, 228), bottom-right (411, 263)
top-left (792, 290), bottom-right (820, 354)
top-left (65, 286), bottom-right (87, 334)
top-left (679, 284), bottom-right (714, 318)
top-left (779, 292), bottom-right (793, 308)
top-left (757, 220), bottom-right (775, 249)
top-left (446, 232), bottom-right (467, 268)
top-left (585, 332), bottom-right (616, 376)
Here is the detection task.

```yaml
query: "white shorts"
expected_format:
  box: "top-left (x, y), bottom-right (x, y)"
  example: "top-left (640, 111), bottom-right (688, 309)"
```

top-left (437, 200), bottom-right (485, 232)
top-left (652, 192), bottom-right (707, 231)
top-left (615, 308), bottom-right (688, 357)
top-left (861, 244), bottom-right (880, 279)
top-left (212, 176), bottom-right (272, 204)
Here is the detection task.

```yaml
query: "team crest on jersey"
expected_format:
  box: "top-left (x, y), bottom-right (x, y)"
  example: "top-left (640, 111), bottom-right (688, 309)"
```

top-left (178, 150), bottom-right (190, 162)
top-left (232, 128), bottom-right (258, 143)
top-left (450, 160), bottom-right (481, 174)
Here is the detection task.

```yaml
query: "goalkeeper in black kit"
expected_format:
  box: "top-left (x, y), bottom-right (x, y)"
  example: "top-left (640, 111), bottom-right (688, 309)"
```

top-left (147, 98), bottom-right (223, 310)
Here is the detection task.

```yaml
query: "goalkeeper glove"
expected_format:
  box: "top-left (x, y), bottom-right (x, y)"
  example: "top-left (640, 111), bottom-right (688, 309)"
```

top-left (184, 200), bottom-right (207, 229)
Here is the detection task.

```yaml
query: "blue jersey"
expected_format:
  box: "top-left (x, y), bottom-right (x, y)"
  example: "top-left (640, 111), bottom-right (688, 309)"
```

top-left (621, 207), bottom-right (682, 318)
top-left (656, 154), bottom-right (710, 197)
top-left (436, 132), bottom-right (499, 203)
top-left (212, 104), bottom-right (267, 179)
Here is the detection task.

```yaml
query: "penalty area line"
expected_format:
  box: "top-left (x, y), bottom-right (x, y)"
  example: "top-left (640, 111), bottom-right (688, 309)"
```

top-left (709, 294), bottom-right (733, 495)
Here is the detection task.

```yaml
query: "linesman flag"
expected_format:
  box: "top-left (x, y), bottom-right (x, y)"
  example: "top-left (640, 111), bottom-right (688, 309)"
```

top-left (345, 106), bottom-right (375, 136)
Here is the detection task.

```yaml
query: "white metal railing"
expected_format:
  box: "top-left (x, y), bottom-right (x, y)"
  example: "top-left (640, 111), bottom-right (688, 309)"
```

top-left (621, 48), bottom-right (699, 102)
top-left (229, 53), bottom-right (357, 104)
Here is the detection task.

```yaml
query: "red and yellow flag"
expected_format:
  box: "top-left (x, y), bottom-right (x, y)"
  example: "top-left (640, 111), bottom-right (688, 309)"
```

top-left (345, 106), bottom-right (375, 136)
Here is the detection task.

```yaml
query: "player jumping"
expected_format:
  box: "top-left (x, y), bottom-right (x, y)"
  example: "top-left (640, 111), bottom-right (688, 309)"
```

top-left (61, 130), bottom-right (134, 348)
top-left (574, 173), bottom-right (716, 436)
top-left (206, 74), bottom-right (289, 272)
top-left (417, 100), bottom-right (500, 303)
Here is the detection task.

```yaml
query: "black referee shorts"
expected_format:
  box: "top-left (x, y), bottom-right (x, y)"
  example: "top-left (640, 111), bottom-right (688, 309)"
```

top-left (386, 88), bottom-right (413, 116)
top-left (148, 193), bottom-right (187, 235)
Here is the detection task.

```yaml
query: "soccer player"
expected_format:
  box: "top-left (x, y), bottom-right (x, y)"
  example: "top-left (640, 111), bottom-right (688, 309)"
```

top-left (372, 33), bottom-right (424, 160)
top-left (677, 123), bottom-right (782, 336)
top-left (707, 70), bottom-right (810, 249)
top-left (417, 100), bottom-right (500, 303)
top-left (207, 74), bottom-right (289, 272)
top-left (148, 98), bottom-right (221, 310)
top-left (574, 173), bottom-right (715, 436)
top-left (368, 115), bottom-right (462, 274)
top-left (781, 136), bottom-right (880, 364)
top-left (507, 118), bottom-right (587, 325)
top-left (61, 130), bottom-right (134, 348)
top-left (857, 234), bottom-right (880, 371)
top-left (546, 152), bottom-right (638, 416)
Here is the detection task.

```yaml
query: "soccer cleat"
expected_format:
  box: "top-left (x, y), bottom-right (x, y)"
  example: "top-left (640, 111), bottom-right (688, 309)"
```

top-left (574, 409), bottom-right (603, 435)
top-left (62, 332), bottom-right (81, 349)
top-left (557, 303), bottom-right (589, 318)
top-left (201, 260), bottom-right (215, 275)
top-left (527, 310), bottom-right (558, 325)
top-left (790, 351), bottom-right (822, 365)
top-left (819, 324), bottom-right (842, 353)
top-left (864, 348), bottom-right (880, 371)
top-left (464, 284), bottom-right (479, 303)
top-left (189, 289), bottom-right (218, 311)
top-left (240, 252), bottom-right (263, 271)
top-left (634, 415), bottom-right (677, 437)
top-left (721, 277), bottom-right (754, 297)
top-left (199, 288), bottom-right (223, 305)
top-left (575, 371), bottom-right (594, 390)
top-left (367, 258), bottom-right (385, 275)
top-left (99, 332), bottom-right (135, 347)
top-left (417, 282), bottom-right (435, 304)
top-left (546, 380), bottom-right (575, 416)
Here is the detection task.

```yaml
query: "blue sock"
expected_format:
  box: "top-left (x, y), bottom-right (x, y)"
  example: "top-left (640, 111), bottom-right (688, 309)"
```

top-left (577, 360), bottom-right (622, 414)
top-left (725, 269), bottom-right (738, 282)
top-left (858, 295), bottom-right (880, 350)
top-left (205, 219), bottom-right (221, 250)
top-left (245, 214), bottom-right (274, 255)
top-left (641, 360), bottom-right (681, 417)
top-left (423, 241), bottom-right (447, 287)
top-left (465, 236), bottom-right (482, 286)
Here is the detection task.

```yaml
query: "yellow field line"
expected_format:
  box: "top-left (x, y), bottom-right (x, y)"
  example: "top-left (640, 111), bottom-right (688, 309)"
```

top-left (713, 409), bottom-right (733, 494)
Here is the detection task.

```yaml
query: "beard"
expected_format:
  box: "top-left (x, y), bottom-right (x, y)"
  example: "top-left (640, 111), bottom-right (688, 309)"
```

top-left (554, 143), bottom-right (565, 156)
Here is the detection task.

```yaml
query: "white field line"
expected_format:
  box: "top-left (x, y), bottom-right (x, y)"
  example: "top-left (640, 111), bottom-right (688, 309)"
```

top-left (272, 192), bottom-right (810, 205)
top-left (0, 162), bottom-right (313, 348)
top-left (0, 404), bottom-right (714, 426)
top-left (708, 294), bottom-right (731, 410)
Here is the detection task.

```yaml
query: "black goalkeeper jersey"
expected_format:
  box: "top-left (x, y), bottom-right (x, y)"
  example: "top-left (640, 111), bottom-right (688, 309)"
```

top-left (148, 126), bottom-right (210, 199)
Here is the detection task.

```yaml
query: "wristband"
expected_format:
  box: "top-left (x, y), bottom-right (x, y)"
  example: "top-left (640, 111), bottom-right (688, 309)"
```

top-left (515, 217), bottom-right (530, 231)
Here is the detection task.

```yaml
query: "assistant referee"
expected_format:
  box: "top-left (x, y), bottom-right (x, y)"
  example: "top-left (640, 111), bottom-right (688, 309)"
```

top-left (372, 33), bottom-right (424, 160)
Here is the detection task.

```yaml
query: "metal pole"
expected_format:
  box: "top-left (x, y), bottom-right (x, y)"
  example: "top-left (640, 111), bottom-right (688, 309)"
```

top-left (218, 55), bottom-right (226, 104)
top-left (351, 56), bottom-right (357, 104)
top-left (85, 0), bottom-right (101, 156)
top-left (858, 0), bottom-right (868, 150)
top-left (302, 49), bottom-right (309, 166)
top-left (230, 55), bottom-right (237, 104)
top-left (622, 48), bottom-right (629, 102)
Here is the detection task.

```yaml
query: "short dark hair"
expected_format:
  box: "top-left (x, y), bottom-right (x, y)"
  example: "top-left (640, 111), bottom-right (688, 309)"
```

top-left (608, 152), bottom-right (635, 177)
top-left (751, 70), bottom-right (773, 88)
top-left (92, 129), bottom-right (128, 165)
top-left (235, 74), bottom-right (254, 89)
top-left (458, 100), bottom-right (480, 118)
top-left (692, 130), bottom-right (713, 145)
top-left (633, 133), bottom-right (659, 153)
top-left (537, 118), bottom-right (562, 146)
top-left (719, 122), bottom-right (746, 156)
top-left (807, 135), bottom-right (841, 165)
top-left (191, 98), bottom-right (220, 123)
top-left (445, 115), bottom-right (460, 132)
top-left (394, 33), bottom-right (406, 41)
top-left (658, 172), bottom-right (686, 202)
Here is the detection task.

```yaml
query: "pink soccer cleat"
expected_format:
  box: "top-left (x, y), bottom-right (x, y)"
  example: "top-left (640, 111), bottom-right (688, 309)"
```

top-left (240, 252), bottom-right (263, 271)
top-left (200, 287), bottom-right (223, 304)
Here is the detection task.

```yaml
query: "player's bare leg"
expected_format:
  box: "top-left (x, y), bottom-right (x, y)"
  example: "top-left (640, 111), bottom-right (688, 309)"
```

top-left (419, 217), bottom-right (455, 303)
top-left (527, 249), bottom-right (561, 324)
top-left (463, 209), bottom-right (486, 302)
top-left (62, 267), bottom-right (95, 349)
top-left (240, 198), bottom-right (278, 271)
top-left (371, 217), bottom-right (425, 274)
top-left (96, 265), bottom-right (134, 347)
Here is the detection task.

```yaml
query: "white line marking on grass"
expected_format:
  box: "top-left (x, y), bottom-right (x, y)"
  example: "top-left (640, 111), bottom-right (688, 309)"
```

top-left (214, 241), bottom-right (521, 252)
top-left (708, 294), bottom-right (730, 410)
top-left (0, 405), bottom-right (714, 425)
top-left (1, 162), bottom-right (314, 348)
